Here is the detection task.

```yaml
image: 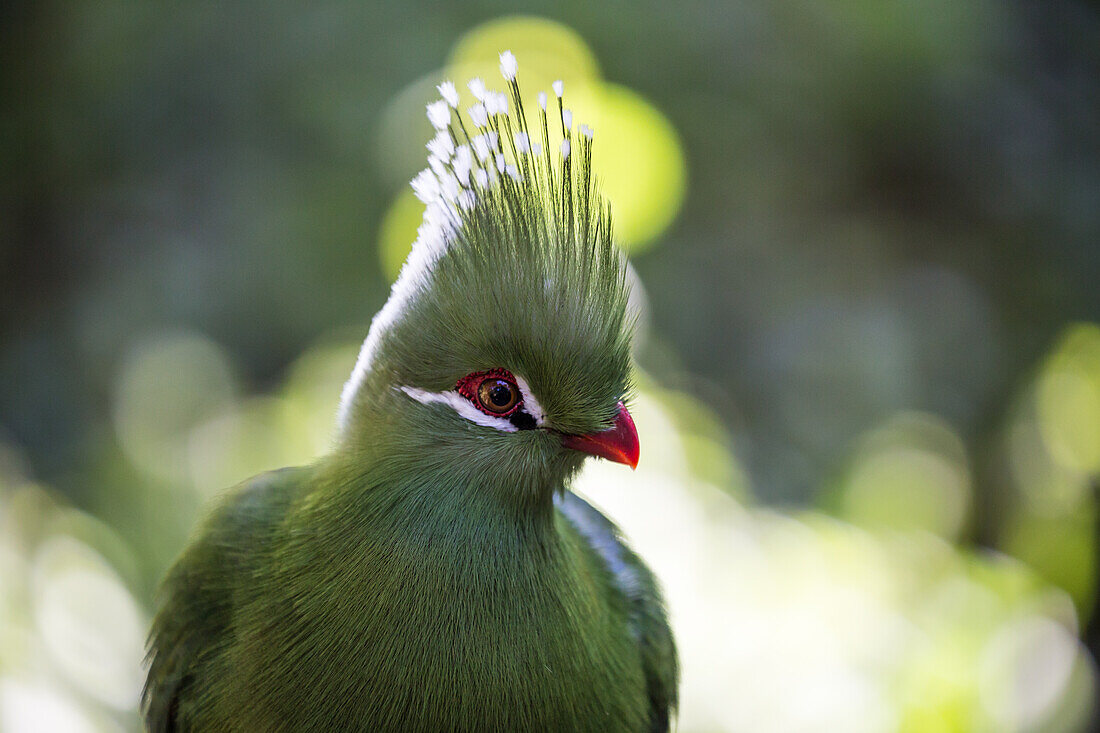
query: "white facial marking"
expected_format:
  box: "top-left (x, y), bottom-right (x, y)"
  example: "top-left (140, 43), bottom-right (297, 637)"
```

top-left (397, 374), bottom-right (547, 434)
top-left (399, 387), bottom-right (518, 432)
top-left (513, 375), bottom-right (546, 426)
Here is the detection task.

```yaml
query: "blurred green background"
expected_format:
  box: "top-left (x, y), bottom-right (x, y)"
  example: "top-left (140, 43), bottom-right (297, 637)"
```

top-left (2, 2), bottom-right (1100, 731)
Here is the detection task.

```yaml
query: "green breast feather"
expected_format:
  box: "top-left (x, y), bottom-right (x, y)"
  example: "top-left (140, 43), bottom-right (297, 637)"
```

top-left (143, 50), bottom-right (677, 733)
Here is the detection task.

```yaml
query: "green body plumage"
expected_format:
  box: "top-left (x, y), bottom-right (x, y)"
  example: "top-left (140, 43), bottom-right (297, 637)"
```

top-left (144, 56), bottom-right (677, 732)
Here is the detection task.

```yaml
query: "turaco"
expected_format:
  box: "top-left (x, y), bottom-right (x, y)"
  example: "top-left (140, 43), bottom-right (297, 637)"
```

top-left (144, 50), bottom-right (678, 733)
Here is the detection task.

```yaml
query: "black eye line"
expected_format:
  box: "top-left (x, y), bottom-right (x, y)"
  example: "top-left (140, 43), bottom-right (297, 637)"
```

top-left (508, 410), bottom-right (538, 431)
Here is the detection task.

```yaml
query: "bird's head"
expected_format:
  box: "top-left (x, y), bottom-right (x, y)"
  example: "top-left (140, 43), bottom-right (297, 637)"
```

top-left (336, 53), bottom-right (637, 504)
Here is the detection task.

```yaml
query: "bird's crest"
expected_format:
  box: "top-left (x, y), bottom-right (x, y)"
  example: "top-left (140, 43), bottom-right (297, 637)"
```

top-left (339, 52), bottom-right (631, 435)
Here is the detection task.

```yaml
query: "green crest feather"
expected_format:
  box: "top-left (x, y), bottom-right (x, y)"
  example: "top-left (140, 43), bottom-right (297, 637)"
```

top-left (339, 54), bottom-right (633, 438)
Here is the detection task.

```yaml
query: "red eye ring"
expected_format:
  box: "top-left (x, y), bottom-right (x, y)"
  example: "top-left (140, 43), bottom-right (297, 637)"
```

top-left (456, 368), bottom-right (523, 417)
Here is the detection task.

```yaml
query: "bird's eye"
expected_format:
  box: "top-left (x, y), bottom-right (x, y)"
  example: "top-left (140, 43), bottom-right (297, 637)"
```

top-left (477, 379), bottom-right (519, 414)
top-left (455, 368), bottom-right (523, 417)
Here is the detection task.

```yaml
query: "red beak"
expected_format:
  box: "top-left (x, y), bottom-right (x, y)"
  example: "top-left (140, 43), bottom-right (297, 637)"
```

top-left (561, 402), bottom-right (640, 469)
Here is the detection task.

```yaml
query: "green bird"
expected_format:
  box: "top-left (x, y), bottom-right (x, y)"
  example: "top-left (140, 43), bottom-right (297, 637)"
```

top-left (143, 51), bottom-right (677, 732)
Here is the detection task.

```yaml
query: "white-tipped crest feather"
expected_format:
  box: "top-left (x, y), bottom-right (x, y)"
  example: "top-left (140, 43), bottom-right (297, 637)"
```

top-left (338, 51), bottom-right (605, 434)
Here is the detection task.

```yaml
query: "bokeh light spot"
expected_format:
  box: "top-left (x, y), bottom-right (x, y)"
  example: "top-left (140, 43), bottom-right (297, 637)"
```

top-left (32, 536), bottom-right (146, 711)
top-left (1001, 509), bottom-right (1097, 618)
top-left (279, 340), bottom-right (362, 456)
top-left (113, 332), bottom-right (237, 483)
top-left (587, 83), bottom-right (687, 252)
top-left (188, 397), bottom-right (294, 499)
top-left (378, 190), bottom-right (425, 282)
top-left (836, 413), bottom-right (971, 539)
top-left (449, 16), bottom-right (601, 95)
top-left (1036, 324), bottom-right (1100, 475)
top-left (978, 616), bottom-right (1091, 731)
top-left (1007, 415), bottom-right (1092, 516)
top-left (0, 678), bottom-right (98, 733)
top-left (375, 16), bottom-right (686, 282)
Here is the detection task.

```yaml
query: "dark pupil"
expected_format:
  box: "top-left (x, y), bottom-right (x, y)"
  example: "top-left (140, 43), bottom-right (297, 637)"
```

top-left (488, 382), bottom-right (513, 407)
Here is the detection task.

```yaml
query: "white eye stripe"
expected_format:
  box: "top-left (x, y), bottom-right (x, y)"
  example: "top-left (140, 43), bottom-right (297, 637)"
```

top-left (398, 376), bottom-right (546, 433)
top-left (513, 375), bottom-right (545, 425)
top-left (399, 386), bottom-right (517, 432)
